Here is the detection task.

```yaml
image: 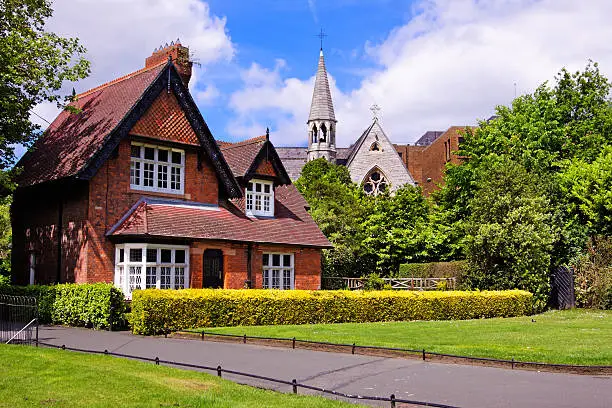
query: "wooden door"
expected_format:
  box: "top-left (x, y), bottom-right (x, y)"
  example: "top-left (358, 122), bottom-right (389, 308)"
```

top-left (203, 249), bottom-right (223, 288)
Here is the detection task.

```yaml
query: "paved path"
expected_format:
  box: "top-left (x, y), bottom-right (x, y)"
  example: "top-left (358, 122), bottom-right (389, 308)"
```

top-left (38, 326), bottom-right (611, 408)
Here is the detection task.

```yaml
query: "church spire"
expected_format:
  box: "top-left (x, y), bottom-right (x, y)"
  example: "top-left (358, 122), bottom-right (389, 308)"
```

top-left (308, 49), bottom-right (336, 122)
top-left (307, 48), bottom-right (337, 162)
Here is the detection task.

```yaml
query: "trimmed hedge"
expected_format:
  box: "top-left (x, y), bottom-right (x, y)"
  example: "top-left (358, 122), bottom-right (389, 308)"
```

top-left (0, 283), bottom-right (125, 329)
top-left (397, 261), bottom-right (467, 279)
top-left (130, 289), bottom-right (533, 335)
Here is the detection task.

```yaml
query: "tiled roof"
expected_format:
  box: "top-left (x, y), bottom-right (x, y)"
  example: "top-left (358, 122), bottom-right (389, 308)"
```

top-left (308, 50), bottom-right (336, 122)
top-left (130, 90), bottom-right (199, 145)
top-left (219, 136), bottom-right (267, 177)
top-left (16, 62), bottom-right (167, 187)
top-left (109, 185), bottom-right (332, 248)
top-left (414, 130), bottom-right (444, 146)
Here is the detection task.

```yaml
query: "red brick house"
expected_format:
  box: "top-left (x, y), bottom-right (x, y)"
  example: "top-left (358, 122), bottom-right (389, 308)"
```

top-left (11, 43), bottom-right (331, 296)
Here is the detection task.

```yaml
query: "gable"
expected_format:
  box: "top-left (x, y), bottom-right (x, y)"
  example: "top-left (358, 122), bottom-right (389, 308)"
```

top-left (254, 158), bottom-right (277, 177)
top-left (130, 90), bottom-right (199, 145)
top-left (347, 121), bottom-right (415, 191)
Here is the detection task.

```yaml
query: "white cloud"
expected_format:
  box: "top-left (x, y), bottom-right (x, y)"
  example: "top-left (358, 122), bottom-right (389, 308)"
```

top-left (308, 0), bottom-right (319, 24)
top-left (31, 0), bottom-right (235, 126)
top-left (228, 0), bottom-right (612, 147)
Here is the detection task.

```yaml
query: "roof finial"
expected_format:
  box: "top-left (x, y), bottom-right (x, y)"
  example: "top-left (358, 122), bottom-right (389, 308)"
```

top-left (316, 28), bottom-right (327, 51)
top-left (370, 103), bottom-right (381, 121)
top-left (266, 127), bottom-right (270, 141)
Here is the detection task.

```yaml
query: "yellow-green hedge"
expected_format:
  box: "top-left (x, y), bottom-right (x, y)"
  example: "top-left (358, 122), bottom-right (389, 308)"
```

top-left (130, 289), bottom-right (533, 335)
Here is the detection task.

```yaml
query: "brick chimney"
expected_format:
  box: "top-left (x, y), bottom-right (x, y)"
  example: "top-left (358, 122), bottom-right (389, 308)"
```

top-left (145, 40), bottom-right (193, 86)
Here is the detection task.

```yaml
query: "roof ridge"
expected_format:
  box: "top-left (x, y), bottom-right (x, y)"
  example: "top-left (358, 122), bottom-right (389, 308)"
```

top-left (219, 135), bottom-right (266, 150)
top-left (77, 60), bottom-right (167, 99)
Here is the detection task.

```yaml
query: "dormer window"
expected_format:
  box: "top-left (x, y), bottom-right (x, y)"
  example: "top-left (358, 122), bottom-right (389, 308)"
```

top-left (246, 179), bottom-right (274, 217)
top-left (130, 142), bottom-right (184, 194)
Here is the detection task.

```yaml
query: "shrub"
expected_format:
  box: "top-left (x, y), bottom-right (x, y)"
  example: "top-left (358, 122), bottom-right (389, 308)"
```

top-left (573, 236), bottom-right (612, 310)
top-left (397, 261), bottom-right (467, 279)
top-left (361, 273), bottom-right (386, 290)
top-left (0, 283), bottom-right (125, 329)
top-left (130, 289), bottom-right (533, 335)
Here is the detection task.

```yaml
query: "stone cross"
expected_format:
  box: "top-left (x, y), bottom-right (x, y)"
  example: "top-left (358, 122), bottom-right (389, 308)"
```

top-left (370, 103), bottom-right (381, 120)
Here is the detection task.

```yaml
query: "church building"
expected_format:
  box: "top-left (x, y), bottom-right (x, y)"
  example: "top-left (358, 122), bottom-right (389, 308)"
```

top-left (276, 48), bottom-right (470, 196)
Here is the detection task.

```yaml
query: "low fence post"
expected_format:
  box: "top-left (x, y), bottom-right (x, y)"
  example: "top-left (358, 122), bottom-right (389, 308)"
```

top-left (201, 331), bottom-right (204, 341)
top-left (217, 365), bottom-right (222, 377)
top-left (61, 344), bottom-right (66, 350)
top-left (292, 379), bottom-right (298, 394)
top-left (511, 358), bottom-right (515, 369)
top-left (243, 334), bottom-right (247, 344)
top-left (352, 343), bottom-right (356, 355)
top-left (390, 393), bottom-right (396, 408)
top-left (422, 349), bottom-right (426, 361)
top-left (292, 337), bottom-right (296, 349)
top-left (155, 357), bottom-right (159, 365)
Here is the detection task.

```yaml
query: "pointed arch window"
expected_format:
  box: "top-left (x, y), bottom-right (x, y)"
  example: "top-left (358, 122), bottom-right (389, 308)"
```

top-left (311, 125), bottom-right (318, 144)
top-left (320, 123), bottom-right (327, 142)
top-left (362, 168), bottom-right (388, 196)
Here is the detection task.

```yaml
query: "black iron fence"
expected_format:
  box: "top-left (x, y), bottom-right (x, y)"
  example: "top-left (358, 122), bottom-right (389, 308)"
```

top-left (37, 341), bottom-right (458, 408)
top-left (194, 330), bottom-right (612, 374)
top-left (0, 294), bottom-right (38, 346)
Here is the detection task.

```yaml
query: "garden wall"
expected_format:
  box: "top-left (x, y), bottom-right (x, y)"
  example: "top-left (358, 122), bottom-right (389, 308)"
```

top-left (130, 289), bottom-right (533, 335)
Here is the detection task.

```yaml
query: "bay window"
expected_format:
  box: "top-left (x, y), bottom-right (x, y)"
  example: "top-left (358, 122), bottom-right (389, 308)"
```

top-left (246, 179), bottom-right (274, 217)
top-left (115, 244), bottom-right (189, 297)
top-left (130, 143), bottom-right (185, 194)
top-left (262, 253), bottom-right (294, 290)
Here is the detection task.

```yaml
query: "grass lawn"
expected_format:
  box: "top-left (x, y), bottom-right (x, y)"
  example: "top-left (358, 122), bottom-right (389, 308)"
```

top-left (189, 309), bottom-right (612, 366)
top-left (0, 345), bottom-right (354, 408)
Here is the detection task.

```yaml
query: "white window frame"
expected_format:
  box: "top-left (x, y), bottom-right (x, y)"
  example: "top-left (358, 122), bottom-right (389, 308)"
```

top-left (114, 243), bottom-right (190, 298)
top-left (130, 142), bottom-right (185, 194)
top-left (246, 179), bottom-right (274, 217)
top-left (262, 253), bottom-right (294, 290)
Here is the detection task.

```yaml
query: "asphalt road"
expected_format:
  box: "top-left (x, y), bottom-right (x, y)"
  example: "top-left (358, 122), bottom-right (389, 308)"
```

top-left (37, 326), bottom-right (611, 408)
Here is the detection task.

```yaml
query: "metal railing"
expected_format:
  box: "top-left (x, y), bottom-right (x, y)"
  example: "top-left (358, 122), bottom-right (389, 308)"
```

top-left (343, 277), bottom-right (456, 291)
top-left (193, 330), bottom-right (612, 374)
top-left (0, 294), bottom-right (38, 346)
top-left (37, 341), bottom-right (459, 408)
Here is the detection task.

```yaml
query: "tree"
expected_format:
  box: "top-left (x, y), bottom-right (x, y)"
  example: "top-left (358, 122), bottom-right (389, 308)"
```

top-left (1, 0), bottom-right (90, 192)
top-left (462, 159), bottom-right (555, 310)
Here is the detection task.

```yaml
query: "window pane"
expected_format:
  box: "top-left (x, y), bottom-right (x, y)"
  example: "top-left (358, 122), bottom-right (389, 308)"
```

top-left (262, 254), bottom-right (269, 266)
top-left (171, 167), bottom-right (181, 190)
top-left (246, 192), bottom-right (253, 210)
top-left (264, 184), bottom-right (271, 194)
top-left (119, 249), bottom-right (124, 263)
top-left (130, 161), bottom-right (140, 185)
top-left (255, 195), bottom-right (261, 211)
top-left (130, 248), bottom-right (142, 262)
top-left (247, 182), bottom-right (253, 191)
top-left (160, 267), bottom-right (171, 289)
top-left (175, 267), bottom-right (185, 289)
top-left (263, 196), bottom-right (270, 213)
top-left (158, 149), bottom-right (168, 162)
top-left (146, 248), bottom-right (157, 262)
top-left (160, 249), bottom-right (172, 263)
top-left (129, 266), bottom-right (142, 291)
top-left (144, 163), bottom-right (154, 187)
top-left (175, 250), bottom-right (186, 264)
top-left (272, 254), bottom-right (280, 267)
top-left (130, 145), bottom-right (141, 158)
top-left (255, 183), bottom-right (262, 192)
top-left (144, 147), bottom-right (155, 160)
top-left (172, 151), bottom-right (182, 164)
top-left (158, 165), bottom-right (168, 189)
top-left (272, 270), bottom-right (280, 289)
top-left (283, 269), bottom-right (291, 290)
top-left (283, 255), bottom-right (291, 267)
top-left (146, 267), bottom-right (157, 288)
top-left (263, 269), bottom-right (270, 289)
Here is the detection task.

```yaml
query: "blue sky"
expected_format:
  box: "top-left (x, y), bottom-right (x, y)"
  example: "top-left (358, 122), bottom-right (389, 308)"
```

top-left (28, 0), bottom-right (612, 155)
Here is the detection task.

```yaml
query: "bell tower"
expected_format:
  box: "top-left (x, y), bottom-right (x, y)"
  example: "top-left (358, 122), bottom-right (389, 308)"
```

top-left (307, 48), bottom-right (337, 162)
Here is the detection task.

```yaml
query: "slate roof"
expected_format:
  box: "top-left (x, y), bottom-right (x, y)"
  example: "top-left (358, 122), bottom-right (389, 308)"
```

top-left (414, 130), bottom-right (444, 147)
top-left (308, 50), bottom-right (336, 122)
top-left (17, 62), bottom-right (167, 187)
top-left (109, 188), bottom-right (332, 248)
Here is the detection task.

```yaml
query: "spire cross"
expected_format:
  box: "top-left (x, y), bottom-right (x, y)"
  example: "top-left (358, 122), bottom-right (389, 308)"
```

top-left (316, 28), bottom-right (327, 50)
top-left (370, 103), bottom-right (381, 120)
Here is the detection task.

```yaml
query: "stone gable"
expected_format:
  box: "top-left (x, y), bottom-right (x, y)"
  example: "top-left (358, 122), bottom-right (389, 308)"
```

top-left (347, 120), bottom-right (415, 192)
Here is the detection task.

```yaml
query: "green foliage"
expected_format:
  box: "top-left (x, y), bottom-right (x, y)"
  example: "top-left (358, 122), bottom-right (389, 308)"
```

top-left (0, 196), bottom-right (11, 275)
top-left (130, 289), bottom-right (533, 335)
top-left (573, 236), bottom-right (612, 310)
top-left (397, 261), bottom-right (467, 279)
top-left (0, 283), bottom-right (125, 329)
top-left (1, 0), bottom-right (90, 192)
top-left (361, 273), bottom-right (385, 290)
top-left (462, 160), bottom-right (555, 311)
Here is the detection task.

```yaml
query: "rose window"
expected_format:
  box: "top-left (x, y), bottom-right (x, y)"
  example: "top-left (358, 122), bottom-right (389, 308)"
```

top-left (363, 170), bottom-right (388, 195)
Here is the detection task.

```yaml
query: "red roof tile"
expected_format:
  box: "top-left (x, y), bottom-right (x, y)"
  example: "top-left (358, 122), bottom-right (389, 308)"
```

top-left (219, 136), bottom-right (267, 177)
top-left (16, 62), bottom-right (167, 187)
top-left (110, 184), bottom-right (332, 248)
